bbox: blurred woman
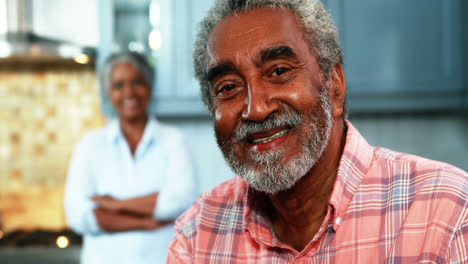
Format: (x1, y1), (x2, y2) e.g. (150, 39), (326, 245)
(64, 51), (197, 264)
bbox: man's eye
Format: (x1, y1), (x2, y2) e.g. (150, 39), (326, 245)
(222, 84), (236, 92)
(217, 84), (237, 95)
(272, 67), (289, 77)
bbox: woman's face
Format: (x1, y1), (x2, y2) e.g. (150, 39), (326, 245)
(109, 62), (150, 122)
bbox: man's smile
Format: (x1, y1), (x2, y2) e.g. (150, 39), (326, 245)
(250, 127), (290, 144)
(245, 126), (293, 152)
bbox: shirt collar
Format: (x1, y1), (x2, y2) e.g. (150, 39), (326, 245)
(139, 118), (158, 148)
(329, 120), (374, 230)
(243, 187), (278, 246)
(107, 117), (159, 148)
(108, 118), (121, 143)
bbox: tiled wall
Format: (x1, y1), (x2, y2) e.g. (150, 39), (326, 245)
(0, 62), (105, 232)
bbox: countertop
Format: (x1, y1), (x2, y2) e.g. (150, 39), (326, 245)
(0, 246), (81, 264)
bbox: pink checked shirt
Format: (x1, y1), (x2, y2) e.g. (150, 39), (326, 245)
(167, 122), (468, 263)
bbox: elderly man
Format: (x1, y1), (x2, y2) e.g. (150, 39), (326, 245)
(167, 0), (468, 263)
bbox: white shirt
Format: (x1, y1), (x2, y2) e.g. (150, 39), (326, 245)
(64, 118), (197, 264)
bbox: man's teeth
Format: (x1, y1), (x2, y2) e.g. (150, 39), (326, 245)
(251, 129), (290, 144)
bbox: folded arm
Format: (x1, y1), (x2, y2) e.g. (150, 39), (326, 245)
(93, 208), (171, 232)
(92, 193), (174, 232)
(92, 193), (159, 217)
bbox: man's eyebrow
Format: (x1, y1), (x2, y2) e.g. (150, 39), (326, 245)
(206, 62), (238, 83)
(258, 46), (298, 65)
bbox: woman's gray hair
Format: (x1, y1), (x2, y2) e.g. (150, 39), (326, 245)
(100, 51), (155, 93)
(193, 0), (343, 113)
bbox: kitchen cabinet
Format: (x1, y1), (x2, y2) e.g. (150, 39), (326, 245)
(152, 0), (214, 116)
(326, 0), (466, 112)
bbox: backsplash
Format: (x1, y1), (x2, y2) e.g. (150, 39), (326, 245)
(0, 63), (105, 232)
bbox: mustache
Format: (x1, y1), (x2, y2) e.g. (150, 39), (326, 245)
(233, 108), (302, 142)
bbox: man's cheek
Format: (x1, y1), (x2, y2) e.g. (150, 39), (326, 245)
(214, 106), (238, 139)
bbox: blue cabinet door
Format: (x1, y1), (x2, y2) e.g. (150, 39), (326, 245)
(327, 0), (464, 112)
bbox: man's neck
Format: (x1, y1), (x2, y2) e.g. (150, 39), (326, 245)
(268, 120), (346, 251)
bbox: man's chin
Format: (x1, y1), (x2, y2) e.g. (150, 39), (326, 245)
(239, 170), (302, 194)
(235, 159), (309, 194)
(248, 150), (284, 166)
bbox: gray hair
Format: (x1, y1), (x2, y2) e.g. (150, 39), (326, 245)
(193, 0), (344, 113)
(100, 51), (155, 93)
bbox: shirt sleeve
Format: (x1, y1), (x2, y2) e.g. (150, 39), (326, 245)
(154, 132), (197, 220)
(448, 216), (468, 263)
(166, 232), (194, 264)
(63, 135), (102, 235)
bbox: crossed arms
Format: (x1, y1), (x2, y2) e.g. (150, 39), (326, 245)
(92, 193), (172, 232)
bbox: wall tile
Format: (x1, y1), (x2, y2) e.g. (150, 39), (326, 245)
(0, 63), (105, 232)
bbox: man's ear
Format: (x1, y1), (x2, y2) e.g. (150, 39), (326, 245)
(328, 63), (346, 119)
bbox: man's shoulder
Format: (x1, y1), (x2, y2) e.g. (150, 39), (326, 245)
(371, 146), (468, 191)
(373, 146), (466, 173)
(174, 177), (248, 237)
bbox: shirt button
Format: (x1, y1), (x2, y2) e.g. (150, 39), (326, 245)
(335, 217), (342, 225)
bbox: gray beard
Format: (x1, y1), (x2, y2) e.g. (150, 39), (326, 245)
(216, 87), (333, 194)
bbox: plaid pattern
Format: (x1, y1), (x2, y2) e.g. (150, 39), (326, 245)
(168, 122), (468, 263)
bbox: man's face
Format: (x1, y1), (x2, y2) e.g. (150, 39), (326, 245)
(207, 8), (333, 193)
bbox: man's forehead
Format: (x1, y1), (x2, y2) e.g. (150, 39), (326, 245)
(206, 7), (304, 69)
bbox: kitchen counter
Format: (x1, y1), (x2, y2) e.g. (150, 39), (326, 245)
(0, 246), (81, 264)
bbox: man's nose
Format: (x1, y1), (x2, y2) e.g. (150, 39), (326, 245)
(241, 82), (278, 122)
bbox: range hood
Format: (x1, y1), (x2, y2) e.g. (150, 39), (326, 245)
(0, 0), (95, 63)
